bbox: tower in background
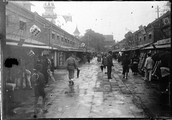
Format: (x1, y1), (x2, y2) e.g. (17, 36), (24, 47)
(42, 2), (57, 24)
(73, 26), (80, 38)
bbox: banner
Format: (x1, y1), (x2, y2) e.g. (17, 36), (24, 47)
(62, 15), (72, 23)
(30, 25), (41, 36)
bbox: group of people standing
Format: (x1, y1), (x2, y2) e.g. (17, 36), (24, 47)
(99, 51), (155, 81)
(98, 51), (114, 80)
(120, 52), (154, 81)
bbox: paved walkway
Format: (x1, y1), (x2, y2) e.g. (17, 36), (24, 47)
(112, 60), (172, 118)
(43, 58), (164, 118)
(6, 57), (172, 119)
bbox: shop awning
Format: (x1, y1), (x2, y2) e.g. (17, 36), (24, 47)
(113, 49), (122, 52)
(6, 41), (58, 50)
(53, 44), (85, 52)
(141, 38), (171, 50)
(142, 43), (171, 50)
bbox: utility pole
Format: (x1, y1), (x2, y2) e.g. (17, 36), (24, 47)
(156, 5), (160, 18)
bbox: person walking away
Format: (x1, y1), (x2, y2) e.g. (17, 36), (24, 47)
(65, 53), (78, 85)
(131, 54), (139, 75)
(107, 51), (113, 79)
(102, 53), (108, 73)
(97, 54), (101, 63)
(32, 64), (47, 113)
(144, 52), (154, 81)
(122, 53), (130, 79)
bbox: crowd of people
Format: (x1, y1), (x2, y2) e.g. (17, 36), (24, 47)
(97, 50), (171, 98)
(4, 50), (171, 115)
(97, 51), (140, 80)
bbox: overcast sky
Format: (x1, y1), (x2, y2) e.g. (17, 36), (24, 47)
(31, 1), (168, 42)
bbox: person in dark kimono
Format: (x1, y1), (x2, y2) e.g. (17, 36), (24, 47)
(106, 51), (114, 79)
(122, 53), (130, 79)
(131, 54), (139, 75)
(65, 53), (78, 85)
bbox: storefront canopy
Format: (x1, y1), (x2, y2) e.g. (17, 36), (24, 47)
(6, 41), (58, 50)
(141, 38), (171, 50)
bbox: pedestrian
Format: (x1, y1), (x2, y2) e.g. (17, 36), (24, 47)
(97, 53), (101, 62)
(101, 53), (108, 72)
(32, 64), (47, 113)
(50, 58), (55, 75)
(65, 53), (78, 85)
(106, 51), (113, 79)
(24, 67), (32, 89)
(131, 54), (139, 75)
(122, 53), (130, 79)
(47, 65), (56, 82)
(41, 55), (49, 85)
(144, 52), (154, 81)
(87, 53), (91, 63)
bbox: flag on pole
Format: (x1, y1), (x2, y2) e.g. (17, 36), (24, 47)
(62, 15), (72, 23)
(30, 25), (41, 36)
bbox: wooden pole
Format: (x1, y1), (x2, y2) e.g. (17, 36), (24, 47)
(0, 1), (6, 119)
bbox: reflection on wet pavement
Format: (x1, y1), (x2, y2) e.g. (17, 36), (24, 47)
(44, 58), (142, 118)
(8, 58), (172, 119)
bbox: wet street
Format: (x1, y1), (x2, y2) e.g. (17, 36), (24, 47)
(43, 58), (172, 118)
(9, 57), (172, 119)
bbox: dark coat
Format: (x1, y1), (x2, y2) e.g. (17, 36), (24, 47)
(122, 55), (130, 67)
(107, 54), (113, 67)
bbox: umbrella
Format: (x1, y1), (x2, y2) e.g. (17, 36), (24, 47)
(77, 68), (80, 78)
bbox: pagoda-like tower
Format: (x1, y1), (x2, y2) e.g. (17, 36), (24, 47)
(73, 26), (80, 38)
(42, 2), (57, 24)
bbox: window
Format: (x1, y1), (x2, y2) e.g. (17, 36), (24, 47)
(139, 37), (142, 42)
(61, 37), (64, 42)
(52, 33), (55, 39)
(144, 36), (146, 41)
(57, 35), (60, 40)
(19, 21), (26, 30)
(149, 33), (152, 39)
(65, 39), (67, 43)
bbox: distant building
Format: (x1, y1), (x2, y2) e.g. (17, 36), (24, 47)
(104, 35), (113, 41)
(42, 2), (57, 24)
(103, 35), (115, 51)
